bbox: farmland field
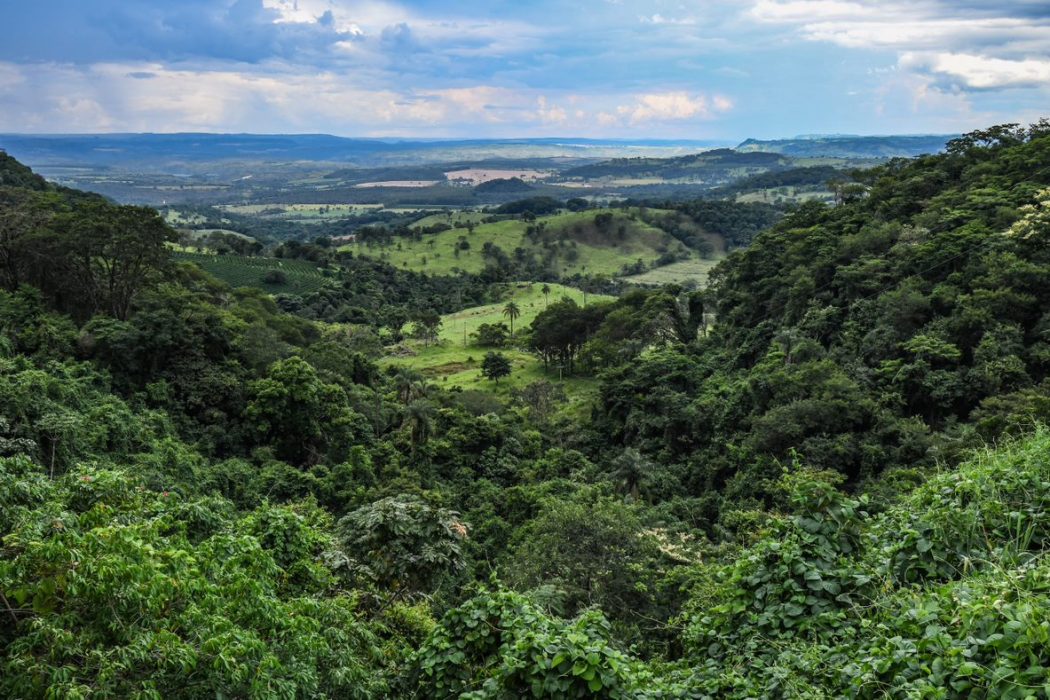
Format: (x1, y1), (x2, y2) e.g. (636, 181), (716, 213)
(444, 168), (552, 184)
(172, 251), (330, 293)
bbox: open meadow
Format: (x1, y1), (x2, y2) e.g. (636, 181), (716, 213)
(346, 209), (688, 277)
(382, 282), (612, 402)
(624, 255), (724, 286)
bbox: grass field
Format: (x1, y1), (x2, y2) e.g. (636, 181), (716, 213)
(382, 282), (613, 400)
(347, 210), (687, 277)
(624, 255), (724, 286)
(181, 228), (256, 241)
(172, 252), (330, 294)
(411, 211), (489, 229)
(736, 187), (835, 204)
(217, 203), (385, 218)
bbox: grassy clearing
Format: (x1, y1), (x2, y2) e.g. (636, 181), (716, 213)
(163, 209), (207, 225)
(347, 210), (687, 277)
(736, 188), (835, 204)
(625, 255), (724, 286)
(180, 228), (256, 241)
(411, 211), (489, 229)
(382, 282), (612, 401)
(217, 203), (385, 218)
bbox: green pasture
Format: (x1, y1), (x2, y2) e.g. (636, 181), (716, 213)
(624, 255), (724, 286)
(382, 282), (612, 400)
(347, 210), (687, 277)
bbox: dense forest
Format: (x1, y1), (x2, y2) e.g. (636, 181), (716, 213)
(2, 122), (1050, 698)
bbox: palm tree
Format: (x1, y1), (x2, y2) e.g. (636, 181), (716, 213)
(541, 284), (551, 308)
(502, 301), (521, 338)
(393, 368), (426, 405)
(611, 448), (651, 501)
(403, 400), (435, 451)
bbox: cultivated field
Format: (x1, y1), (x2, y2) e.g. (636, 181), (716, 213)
(172, 252), (330, 294)
(444, 168), (552, 185)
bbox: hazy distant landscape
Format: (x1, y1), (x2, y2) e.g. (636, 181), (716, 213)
(0, 131), (954, 208)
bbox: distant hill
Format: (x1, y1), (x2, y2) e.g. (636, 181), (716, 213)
(0, 133), (727, 171)
(474, 177), (534, 194)
(736, 134), (956, 158)
(561, 149), (789, 180)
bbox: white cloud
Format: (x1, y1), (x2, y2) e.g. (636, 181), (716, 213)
(900, 52), (1050, 89)
(536, 96), (568, 124)
(617, 92), (733, 124)
(639, 14), (697, 25)
(0, 62), (735, 136)
(749, 1), (883, 23)
(747, 0), (1050, 90)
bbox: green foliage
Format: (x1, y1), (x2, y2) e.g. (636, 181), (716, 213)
(246, 357), (367, 466)
(473, 322), (509, 347)
(596, 122), (1050, 502)
(3, 131), (1050, 698)
(481, 352), (512, 384)
(0, 460), (387, 699)
(414, 588), (674, 699)
(337, 495), (468, 598)
(682, 429), (1050, 698)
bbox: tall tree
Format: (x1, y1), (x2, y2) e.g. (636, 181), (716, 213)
(481, 351), (512, 385)
(502, 301), (521, 337)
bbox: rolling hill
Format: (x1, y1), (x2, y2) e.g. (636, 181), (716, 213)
(345, 209), (695, 278)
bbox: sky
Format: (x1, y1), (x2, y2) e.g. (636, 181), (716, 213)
(0, 0), (1048, 140)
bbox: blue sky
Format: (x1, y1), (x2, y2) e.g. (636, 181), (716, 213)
(1, 0), (1047, 139)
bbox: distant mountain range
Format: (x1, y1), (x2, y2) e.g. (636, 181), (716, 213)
(0, 132), (958, 174)
(735, 134), (956, 158)
(0, 134), (729, 171)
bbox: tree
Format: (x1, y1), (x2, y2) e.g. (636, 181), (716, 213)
(245, 357), (360, 466)
(473, 322), (509, 347)
(541, 283), (551, 308)
(66, 202), (176, 320)
(411, 310), (442, 348)
(402, 399), (435, 450)
(506, 497), (663, 619)
(502, 300), (521, 337)
(337, 495), (467, 599)
(481, 351), (512, 384)
(609, 448), (653, 501)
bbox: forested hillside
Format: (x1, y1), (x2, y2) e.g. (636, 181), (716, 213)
(2, 121), (1050, 698)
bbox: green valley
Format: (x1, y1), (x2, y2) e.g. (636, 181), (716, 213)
(2, 121), (1050, 699)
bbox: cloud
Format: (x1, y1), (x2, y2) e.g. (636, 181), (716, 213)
(747, 0), (1050, 89)
(616, 92), (733, 125)
(0, 61), (733, 136)
(0, 0), (1043, 138)
(639, 14), (697, 26)
(536, 96), (568, 124)
(900, 52), (1050, 89)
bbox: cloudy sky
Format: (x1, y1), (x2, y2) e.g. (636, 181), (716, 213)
(1, 0), (1048, 139)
